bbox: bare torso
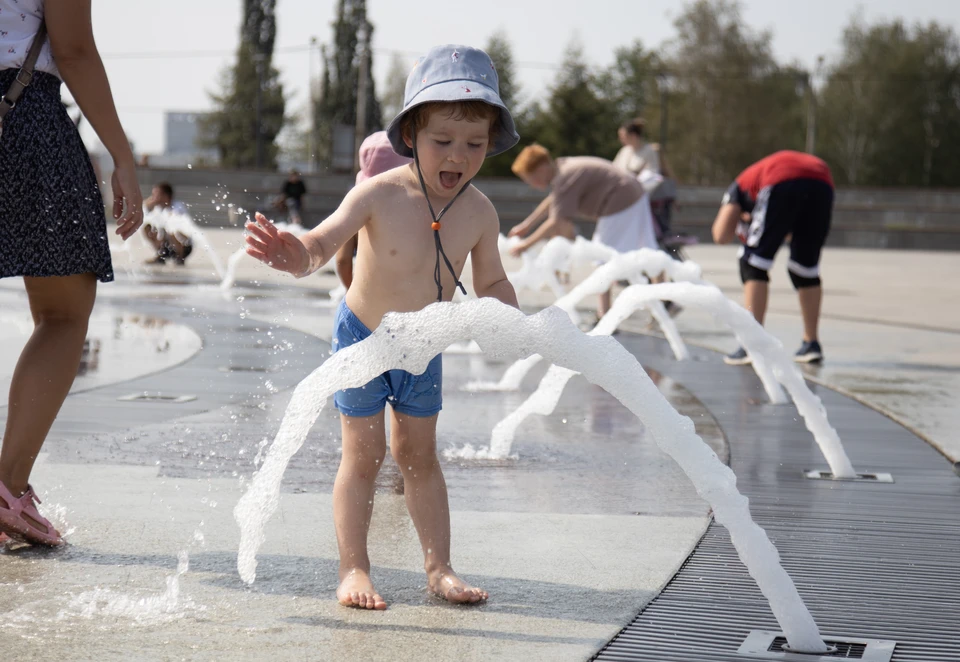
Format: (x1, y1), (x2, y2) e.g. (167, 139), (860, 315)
(343, 166), (491, 331)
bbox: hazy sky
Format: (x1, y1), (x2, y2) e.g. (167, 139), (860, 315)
(79, 0), (960, 154)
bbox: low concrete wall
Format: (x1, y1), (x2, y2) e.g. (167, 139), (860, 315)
(137, 167), (960, 251)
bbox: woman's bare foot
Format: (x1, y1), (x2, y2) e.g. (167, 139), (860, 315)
(428, 567), (488, 604)
(336, 568), (387, 610)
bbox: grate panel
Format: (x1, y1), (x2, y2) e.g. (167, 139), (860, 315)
(592, 335), (960, 662)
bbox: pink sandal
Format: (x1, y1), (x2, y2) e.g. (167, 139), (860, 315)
(0, 481), (63, 546)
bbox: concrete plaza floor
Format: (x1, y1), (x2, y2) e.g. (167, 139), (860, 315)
(1, 230), (957, 661)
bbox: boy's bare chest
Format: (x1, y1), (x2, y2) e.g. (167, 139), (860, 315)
(368, 206), (479, 273)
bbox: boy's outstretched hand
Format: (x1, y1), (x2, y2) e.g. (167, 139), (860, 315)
(245, 212), (311, 276)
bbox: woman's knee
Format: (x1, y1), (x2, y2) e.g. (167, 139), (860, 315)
(25, 274), (97, 327)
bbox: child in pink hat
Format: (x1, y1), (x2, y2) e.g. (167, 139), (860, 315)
(335, 131), (413, 288)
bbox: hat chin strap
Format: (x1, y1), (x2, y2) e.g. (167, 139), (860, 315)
(410, 125), (470, 302)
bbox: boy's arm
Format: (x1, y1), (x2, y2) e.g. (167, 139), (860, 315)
(508, 194), (552, 238)
(472, 202), (519, 309)
(711, 203), (741, 244)
(246, 183), (373, 276)
(296, 184), (373, 276)
(335, 235), (358, 289)
(509, 212), (575, 256)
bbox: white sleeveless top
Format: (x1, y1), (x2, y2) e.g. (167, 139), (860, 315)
(0, 0), (59, 78)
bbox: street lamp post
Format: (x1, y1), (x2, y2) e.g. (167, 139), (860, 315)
(657, 72), (670, 152)
(254, 52), (265, 169)
(308, 36), (318, 173)
(353, 23), (370, 174)
(805, 55), (825, 155)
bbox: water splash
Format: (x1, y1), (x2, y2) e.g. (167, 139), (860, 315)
(233, 298), (827, 653)
(468, 249), (702, 393)
(59, 551), (196, 624)
(220, 221), (310, 291)
(480, 282), (854, 478)
(143, 209), (226, 280)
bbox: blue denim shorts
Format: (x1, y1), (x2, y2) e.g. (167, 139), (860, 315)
(332, 300), (443, 418)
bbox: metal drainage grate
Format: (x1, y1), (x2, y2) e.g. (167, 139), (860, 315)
(117, 393), (196, 403)
(803, 470), (894, 483)
(218, 365), (275, 373)
(772, 636), (858, 657)
(738, 631), (895, 661)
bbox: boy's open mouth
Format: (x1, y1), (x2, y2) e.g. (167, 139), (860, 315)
(439, 171), (462, 189)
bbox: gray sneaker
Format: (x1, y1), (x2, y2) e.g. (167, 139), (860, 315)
(724, 347), (752, 366)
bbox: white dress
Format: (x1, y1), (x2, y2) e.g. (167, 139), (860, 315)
(602, 144), (661, 252)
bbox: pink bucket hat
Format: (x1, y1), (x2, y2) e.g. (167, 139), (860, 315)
(356, 131), (412, 185)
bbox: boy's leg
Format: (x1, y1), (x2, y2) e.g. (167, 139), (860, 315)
(788, 181), (833, 344)
(333, 411), (388, 610)
(797, 285), (822, 342)
(389, 410), (487, 604)
(743, 278), (769, 325)
(598, 290), (612, 318)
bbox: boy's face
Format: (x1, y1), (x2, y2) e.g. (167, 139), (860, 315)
(406, 108), (491, 198)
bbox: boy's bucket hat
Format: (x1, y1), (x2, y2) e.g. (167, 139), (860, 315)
(386, 44), (519, 158)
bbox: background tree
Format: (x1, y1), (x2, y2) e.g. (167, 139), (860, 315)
(524, 39), (619, 159)
(596, 40), (661, 132)
(663, 0), (805, 184)
(817, 17), (960, 187)
(313, 0), (383, 170)
(381, 52), (409, 124)
(478, 30), (526, 176)
(201, 0), (286, 169)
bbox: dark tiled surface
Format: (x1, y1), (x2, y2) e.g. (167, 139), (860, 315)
(595, 334), (960, 662)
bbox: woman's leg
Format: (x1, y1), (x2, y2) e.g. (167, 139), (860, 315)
(0, 273), (97, 499)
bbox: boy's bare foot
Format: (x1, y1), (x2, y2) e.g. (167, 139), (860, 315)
(428, 567), (488, 604)
(336, 568), (387, 610)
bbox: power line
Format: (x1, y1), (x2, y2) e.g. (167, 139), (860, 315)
(100, 43), (957, 85)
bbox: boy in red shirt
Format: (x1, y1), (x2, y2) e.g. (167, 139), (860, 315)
(711, 151), (833, 365)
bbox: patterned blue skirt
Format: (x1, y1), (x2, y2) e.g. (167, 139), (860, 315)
(0, 68), (113, 282)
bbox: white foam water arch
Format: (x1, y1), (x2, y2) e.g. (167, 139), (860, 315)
(484, 282), (857, 480)
(465, 248), (720, 395)
(233, 298), (828, 653)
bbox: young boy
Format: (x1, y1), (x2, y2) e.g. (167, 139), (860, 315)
(245, 45), (519, 610)
(509, 144), (658, 316)
(711, 150), (834, 365)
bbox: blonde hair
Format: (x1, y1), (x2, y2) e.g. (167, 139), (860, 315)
(511, 144), (552, 176)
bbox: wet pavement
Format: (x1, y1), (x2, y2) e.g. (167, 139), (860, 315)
(1, 235), (957, 661)
(0, 277), (718, 661)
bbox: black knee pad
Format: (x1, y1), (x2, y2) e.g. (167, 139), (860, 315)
(789, 271), (821, 289)
(739, 258), (769, 283)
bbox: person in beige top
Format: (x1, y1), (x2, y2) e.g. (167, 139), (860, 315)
(613, 117), (660, 177)
(509, 144), (658, 315)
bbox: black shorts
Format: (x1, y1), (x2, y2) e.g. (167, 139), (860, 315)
(738, 178), (833, 278)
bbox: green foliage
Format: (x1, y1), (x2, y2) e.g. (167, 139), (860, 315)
(525, 40), (621, 159)
(313, 0), (383, 169)
(201, 0), (286, 169)
(817, 17), (960, 187)
(478, 30), (525, 177)
(663, 0), (805, 184)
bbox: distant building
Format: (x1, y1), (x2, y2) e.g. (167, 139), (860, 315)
(155, 111), (219, 167)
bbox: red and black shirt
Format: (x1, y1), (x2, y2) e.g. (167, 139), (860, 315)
(723, 151), (833, 212)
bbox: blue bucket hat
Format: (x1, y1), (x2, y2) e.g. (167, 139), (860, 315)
(386, 44), (520, 158)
